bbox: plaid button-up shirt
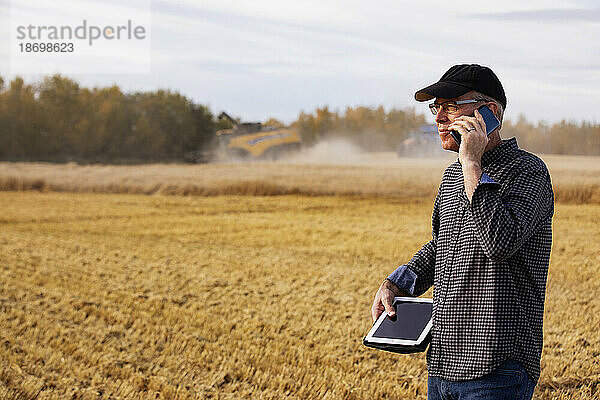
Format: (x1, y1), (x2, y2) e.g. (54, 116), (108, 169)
(388, 138), (554, 383)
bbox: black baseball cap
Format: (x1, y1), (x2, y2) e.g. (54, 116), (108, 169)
(414, 64), (506, 108)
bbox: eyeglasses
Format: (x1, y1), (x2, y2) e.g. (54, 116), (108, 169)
(428, 99), (484, 115)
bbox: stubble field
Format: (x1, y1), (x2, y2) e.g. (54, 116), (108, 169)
(1, 153), (599, 203)
(1, 154), (599, 399)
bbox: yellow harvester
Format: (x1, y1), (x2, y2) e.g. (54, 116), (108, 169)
(215, 112), (302, 160)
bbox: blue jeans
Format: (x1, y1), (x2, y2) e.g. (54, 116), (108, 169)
(427, 360), (536, 400)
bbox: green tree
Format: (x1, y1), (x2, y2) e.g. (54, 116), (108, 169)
(36, 75), (86, 159)
(0, 77), (40, 159)
(264, 117), (285, 129)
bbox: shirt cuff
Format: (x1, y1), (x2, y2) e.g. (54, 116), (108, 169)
(387, 265), (417, 296)
(480, 172), (497, 184)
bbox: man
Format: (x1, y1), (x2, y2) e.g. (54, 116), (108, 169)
(371, 64), (553, 399)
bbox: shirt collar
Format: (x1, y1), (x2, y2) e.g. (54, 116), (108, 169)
(480, 137), (518, 167)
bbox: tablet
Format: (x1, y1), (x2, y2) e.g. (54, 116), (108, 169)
(363, 297), (433, 354)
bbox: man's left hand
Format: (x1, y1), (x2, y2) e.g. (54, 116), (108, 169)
(449, 109), (488, 201)
(449, 109), (488, 165)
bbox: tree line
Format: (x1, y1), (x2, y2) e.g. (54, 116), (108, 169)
(0, 75), (217, 163)
(501, 115), (600, 156)
(0, 75), (598, 162)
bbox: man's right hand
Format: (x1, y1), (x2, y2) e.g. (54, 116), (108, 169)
(371, 279), (403, 323)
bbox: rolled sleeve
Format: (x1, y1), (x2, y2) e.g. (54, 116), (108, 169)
(387, 265), (417, 296)
(480, 172), (497, 184)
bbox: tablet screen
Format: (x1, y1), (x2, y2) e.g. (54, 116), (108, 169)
(372, 300), (432, 340)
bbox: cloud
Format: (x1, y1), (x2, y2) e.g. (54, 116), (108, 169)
(3, 0), (600, 123)
(149, 0), (439, 80)
(467, 8), (600, 22)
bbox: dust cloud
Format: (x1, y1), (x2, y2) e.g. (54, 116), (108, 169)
(284, 139), (365, 165)
(281, 136), (452, 166)
(206, 132), (453, 166)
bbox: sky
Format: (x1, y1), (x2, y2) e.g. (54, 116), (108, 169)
(1, 0), (599, 125)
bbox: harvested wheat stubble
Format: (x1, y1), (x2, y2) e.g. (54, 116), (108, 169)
(0, 192), (599, 399)
(1, 153), (599, 203)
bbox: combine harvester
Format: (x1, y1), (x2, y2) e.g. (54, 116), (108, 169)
(397, 124), (445, 157)
(187, 112), (302, 163)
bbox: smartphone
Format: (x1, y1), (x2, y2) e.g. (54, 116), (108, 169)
(450, 105), (500, 146)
